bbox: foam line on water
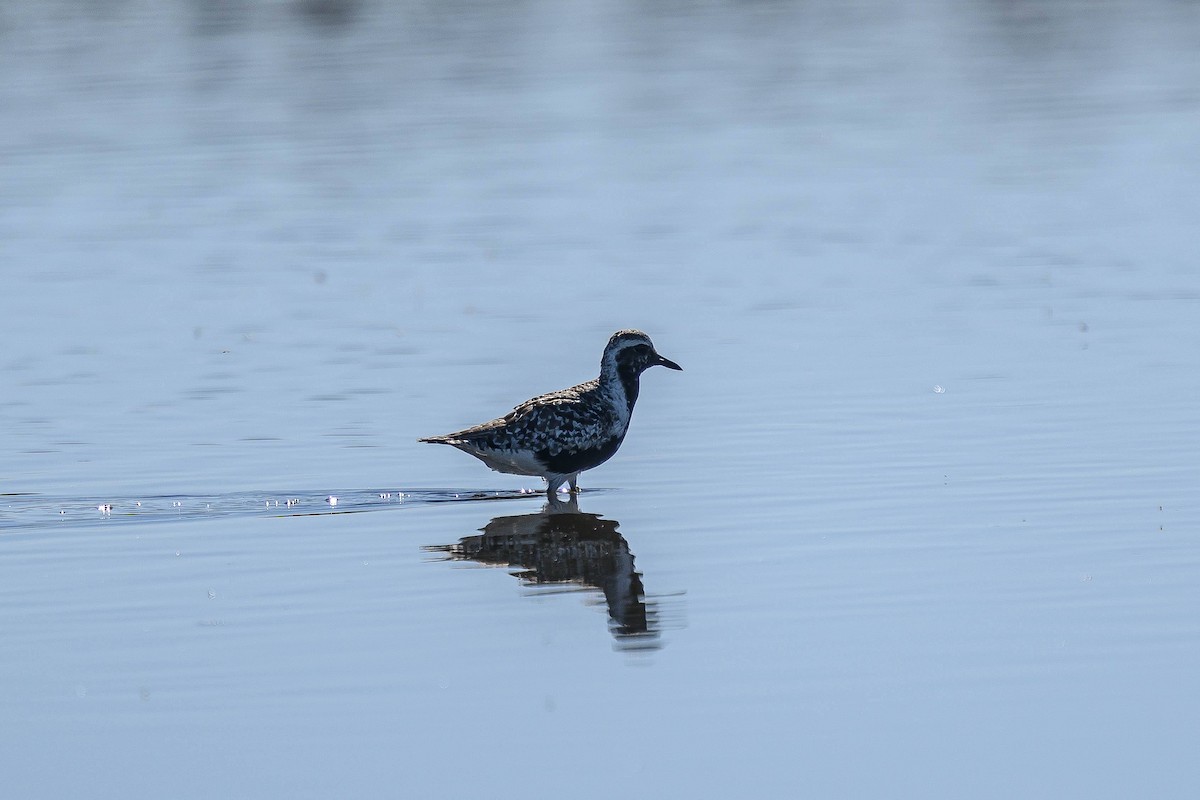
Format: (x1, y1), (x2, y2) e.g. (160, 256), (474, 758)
(0, 487), (567, 533)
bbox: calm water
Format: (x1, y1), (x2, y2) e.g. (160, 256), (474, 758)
(2, 1), (1199, 797)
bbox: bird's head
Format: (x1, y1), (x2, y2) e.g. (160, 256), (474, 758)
(601, 329), (682, 379)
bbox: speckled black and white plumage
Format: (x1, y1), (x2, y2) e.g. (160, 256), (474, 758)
(420, 330), (682, 496)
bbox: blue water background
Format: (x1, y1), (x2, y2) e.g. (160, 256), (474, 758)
(2, 2), (1198, 797)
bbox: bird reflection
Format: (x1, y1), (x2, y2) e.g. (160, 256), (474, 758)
(426, 497), (660, 650)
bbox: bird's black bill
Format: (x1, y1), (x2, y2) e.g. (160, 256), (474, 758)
(655, 354), (683, 371)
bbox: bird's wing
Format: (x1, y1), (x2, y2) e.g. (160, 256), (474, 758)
(429, 381), (615, 455)
(503, 388), (618, 456)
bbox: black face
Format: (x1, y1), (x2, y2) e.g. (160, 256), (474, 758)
(616, 343), (658, 374)
(615, 342), (683, 376)
(609, 338), (681, 414)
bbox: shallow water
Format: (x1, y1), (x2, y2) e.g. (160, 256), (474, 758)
(3, 1), (1199, 797)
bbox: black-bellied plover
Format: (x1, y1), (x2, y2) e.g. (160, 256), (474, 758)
(420, 329), (681, 496)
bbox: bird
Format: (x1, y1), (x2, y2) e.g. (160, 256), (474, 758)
(419, 329), (682, 496)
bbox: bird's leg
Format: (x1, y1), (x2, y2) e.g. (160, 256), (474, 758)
(568, 474), (580, 494)
(546, 476), (567, 497)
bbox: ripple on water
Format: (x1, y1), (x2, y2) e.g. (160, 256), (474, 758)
(0, 487), (564, 533)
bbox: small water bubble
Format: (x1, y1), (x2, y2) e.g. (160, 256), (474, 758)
(207, 589), (216, 600)
(97, 503), (112, 514)
(326, 496), (338, 506)
(135, 501), (141, 507)
(933, 385), (945, 394)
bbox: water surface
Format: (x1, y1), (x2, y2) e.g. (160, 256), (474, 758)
(2, 2), (1199, 797)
